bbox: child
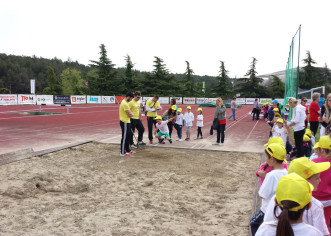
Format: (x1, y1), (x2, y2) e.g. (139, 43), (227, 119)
(256, 173), (323, 236)
(250, 143), (288, 236)
(303, 134), (313, 157)
(306, 128), (316, 147)
(174, 108), (184, 141)
(263, 157), (330, 235)
(312, 135), (331, 233)
(162, 105), (177, 138)
(195, 108), (203, 139)
(271, 118), (287, 146)
(263, 103), (269, 120)
(284, 104), (290, 121)
(310, 142), (323, 160)
(154, 116), (175, 144)
(256, 137), (288, 188)
(183, 106), (194, 141)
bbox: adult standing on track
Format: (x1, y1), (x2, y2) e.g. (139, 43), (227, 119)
(309, 92), (321, 137)
(286, 97), (307, 158)
(213, 98), (226, 146)
(119, 92), (134, 157)
(252, 98), (260, 120)
(129, 91), (145, 148)
(146, 96), (162, 144)
(228, 96), (237, 121)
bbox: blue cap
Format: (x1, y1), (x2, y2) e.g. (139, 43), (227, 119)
(272, 99), (278, 103)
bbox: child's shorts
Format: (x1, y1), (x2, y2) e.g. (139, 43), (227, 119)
(157, 131), (170, 138)
(186, 126), (191, 132)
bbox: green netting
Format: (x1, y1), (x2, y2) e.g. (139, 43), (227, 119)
(283, 25), (301, 120)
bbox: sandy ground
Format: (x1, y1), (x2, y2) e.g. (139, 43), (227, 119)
(0, 143), (261, 236)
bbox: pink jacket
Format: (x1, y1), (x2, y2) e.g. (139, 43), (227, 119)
(256, 162), (288, 187)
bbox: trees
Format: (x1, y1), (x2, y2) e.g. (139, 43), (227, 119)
(300, 51), (319, 89)
(60, 68), (86, 95)
(89, 44), (117, 95)
(123, 55), (138, 93)
(212, 61), (232, 98)
(43, 66), (62, 94)
(270, 75), (285, 98)
(183, 61), (196, 96)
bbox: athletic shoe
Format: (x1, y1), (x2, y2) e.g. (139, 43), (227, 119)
(219, 143), (224, 146)
(159, 138), (165, 144)
(185, 138), (190, 141)
(125, 152), (131, 157)
(212, 142), (220, 145)
(131, 144), (137, 149)
(149, 140), (153, 144)
(138, 141), (146, 145)
(176, 138), (182, 141)
(130, 151), (136, 155)
(169, 139), (172, 144)
(194, 137), (199, 140)
(120, 153), (125, 156)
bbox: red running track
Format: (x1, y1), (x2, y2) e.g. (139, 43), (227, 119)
(0, 104), (270, 154)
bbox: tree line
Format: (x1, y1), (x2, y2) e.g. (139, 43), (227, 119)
(0, 45), (330, 98)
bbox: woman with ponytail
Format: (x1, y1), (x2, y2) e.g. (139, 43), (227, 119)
(256, 173), (323, 236)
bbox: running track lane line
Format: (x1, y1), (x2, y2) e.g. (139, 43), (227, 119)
(238, 119), (260, 152)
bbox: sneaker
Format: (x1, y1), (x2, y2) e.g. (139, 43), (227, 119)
(219, 143), (224, 146)
(130, 150), (136, 155)
(159, 138), (165, 144)
(125, 152), (131, 157)
(194, 137), (199, 140)
(138, 141), (146, 145)
(131, 144), (137, 149)
(212, 142), (220, 145)
(120, 153), (125, 156)
(176, 138), (182, 141)
(149, 140), (153, 144)
(169, 139), (172, 144)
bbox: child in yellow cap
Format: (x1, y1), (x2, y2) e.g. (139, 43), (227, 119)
(264, 157), (330, 235)
(183, 106), (194, 141)
(174, 108), (184, 141)
(250, 143), (288, 235)
(256, 173), (323, 235)
(162, 105), (177, 138)
(271, 118), (288, 146)
(195, 108), (203, 139)
(154, 115), (175, 144)
(284, 104), (290, 121)
(311, 135), (331, 233)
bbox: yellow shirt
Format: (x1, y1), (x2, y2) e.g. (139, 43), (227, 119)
(146, 99), (160, 117)
(129, 99), (140, 119)
(119, 99), (130, 123)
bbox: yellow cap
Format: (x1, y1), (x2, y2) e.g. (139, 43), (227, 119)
(288, 157), (330, 179)
(303, 134), (310, 142)
(313, 136), (331, 150)
(154, 115), (162, 120)
(197, 108), (202, 111)
(171, 105), (176, 110)
(273, 108), (279, 112)
(266, 143), (287, 163)
(276, 173), (313, 211)
(264, 137), (285, 147)
(286, 104), (290, 106)
(305, 129), (312, 137)
(187, 106), (191, 109)
(276, 118), (284, 124)
(274, 113), (281, 118)
(178, 108), (182, 112)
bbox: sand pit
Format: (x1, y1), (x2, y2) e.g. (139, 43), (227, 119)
(0, 143), (261, 235)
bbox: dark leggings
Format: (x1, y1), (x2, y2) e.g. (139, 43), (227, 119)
(294, 129), (305, 158)
(217, 124), (226, 143)
(309, 121), (319, 136)
(197, 127), (203, 137)
(147, 116), (156, 141)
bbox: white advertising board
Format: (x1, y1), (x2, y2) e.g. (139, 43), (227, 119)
(183, 97), (196, 104)
(17, 94), (36, 105)
(71, 95), (86, 104)
(208, 98), (217, 103)
(196, 97), (208, 104)
(236, 98), (245, 105)
(87, 96), (102, 104)
(37, 95), (53, 105)
(170, 97), (183, 104)
(0, 94), (17, 105)
(102, 96), (116, 104)
(245, 98), (256, 105)
(259, 98), (272, 104)
(158, 97), (169, 104)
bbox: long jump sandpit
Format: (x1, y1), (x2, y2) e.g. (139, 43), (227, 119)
(0, 143), (261, 235)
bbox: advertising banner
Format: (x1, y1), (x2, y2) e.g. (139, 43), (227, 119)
(37, 95), (53, 105)
(87, 95), (102, 104)
(245, 98), (256, 105)
(259, 98), (272, 104)
(17, 94), (36, 105)
(115, 96), (125, 104)
(208, 98), (217, 103)
(54, 95), (71, 105)
(71, 95), (86, 104)
(158, 97), (169, 104)
(30, 80), (35, 94)
(102, 96), (116, 104)
(196, 97), (208, 104)
(0, 94), (17, 105)
(170, 97), (183, 104)
(183, 97), (196, 104)
(236, 98), (246, 105)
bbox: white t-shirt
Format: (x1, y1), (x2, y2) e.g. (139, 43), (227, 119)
(183, 112), (194, 127)
(259, 169), (288, 213)
(264, 195), (329, 235)
(287, 104), (306, 132)
(196, 114), (203, 127)
(272, 126), (287, 146)
(256, 221), (323, 236)
(176, 114), (184, 126)
(156, 121), (169, 134)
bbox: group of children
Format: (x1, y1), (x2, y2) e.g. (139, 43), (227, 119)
(153, 105), (204, 144)
(251, 134), (331, 236)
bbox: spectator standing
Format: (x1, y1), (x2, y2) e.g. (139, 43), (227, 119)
(319, 93), (331, 137)
(309, 93), (321, 136)
(301, 97), (309, 128)
(119, 92), (134, 157)
(318, 94), (325, 108)
(213, 98), (226, 146)
(146, 96), (162, 144)
(228, 96), (237, 121)
(129, 91), (145, 148)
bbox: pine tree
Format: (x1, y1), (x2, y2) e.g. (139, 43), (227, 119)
(183, 61), (196, 96)
(300, 51), (319, 89)
(43, 66), (62, 94)
(213, 61), (232, 98)
(124, 55), (137, 92)
(270, 75), (285, 98)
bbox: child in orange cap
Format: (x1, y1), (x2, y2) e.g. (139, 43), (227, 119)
(256, 173), (323, 235)
(264, 157), (330, 235)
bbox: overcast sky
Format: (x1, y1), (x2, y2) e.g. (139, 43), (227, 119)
(1, 0), (330, 78)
